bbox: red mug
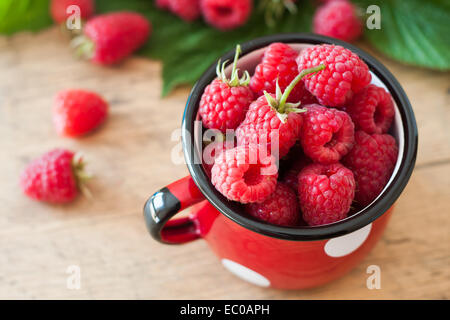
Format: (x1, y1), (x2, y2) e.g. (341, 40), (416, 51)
(144, 34), (418, 289)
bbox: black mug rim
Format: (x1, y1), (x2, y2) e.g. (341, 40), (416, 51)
(182, 33), (418, 241)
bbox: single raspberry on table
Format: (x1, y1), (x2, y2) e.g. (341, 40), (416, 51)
(72, 12), (151, 65)
(313, 0), (362, 42)
(298, 162), (355, 226)
(343, 131), (398, 206)
(296, 44), (371, 107)
(53, 89), (108, 137)
(211, 145), (278, 203)
(237, 64), (326, 158)
(346, 84), (395, 134)
(50, 0), (95, 24)
(200, 0), (252, 31)
(199, 45), (254, 133)
(246, 183), (299, 226)
(300, 104), (355, 164)
(20, 149), (91, 204)
(250, 42), (317, 104)
(168, 0), (201, 21)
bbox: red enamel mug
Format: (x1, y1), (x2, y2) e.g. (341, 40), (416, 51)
(144, 34), (418, 289)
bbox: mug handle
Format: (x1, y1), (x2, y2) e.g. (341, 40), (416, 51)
(143, 176), (205, 244)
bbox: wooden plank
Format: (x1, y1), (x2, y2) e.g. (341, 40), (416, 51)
(0, 28), (448, 299)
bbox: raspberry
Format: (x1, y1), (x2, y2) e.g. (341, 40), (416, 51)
(346, 84), (395, 134)
(342, 131), (398, 206)
(74, 12), (151, 65)
(250, 42), (317, 104)
(237, 64), (326, 158)
(168, 0), (201, 21)
(300, 104), (355, 164)
(199, 45), (254, 133)
(282, 152), (311, 192)
(50, 0), (95, 24)
(200, 0), (252, 30)
(19, 149), (90, 204)
(298, 163), (355, 226)
(211, 145), (278, 203)
(53, 89), (108, 137)
(313, 0), (362, 42)
(246, 183), (299, 226)
(296, 44), (371, 107)
(236, 95), (303, 158)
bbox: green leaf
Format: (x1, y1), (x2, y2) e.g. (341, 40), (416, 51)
(0, 0), (52, 35)
(96, 0), (314, 96)
(355, 0), (450, 70)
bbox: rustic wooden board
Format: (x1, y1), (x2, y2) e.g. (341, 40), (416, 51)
(0, 28), (449, 299)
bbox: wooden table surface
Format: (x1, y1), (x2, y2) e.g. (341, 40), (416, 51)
(0, 28), (449, 300)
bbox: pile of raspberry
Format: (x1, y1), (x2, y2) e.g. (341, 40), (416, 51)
(199, 43), (398, 227)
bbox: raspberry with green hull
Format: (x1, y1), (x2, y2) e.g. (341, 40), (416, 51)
(237, 64), (326, 158)
(211, 145), (278, 203)
(298, 162), (355, 226)
(296, 44), (371, 107)
(300, 104), (355, 164)
(20, 149), (91, 204)
(343, 131), (398, 206)
(246, 183), (299, 226)
(347, 84), (395, 134)
(250, 42), (317, 104)
(199, 45), (254, 133)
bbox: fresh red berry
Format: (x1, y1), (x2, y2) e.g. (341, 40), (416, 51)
(250, 42), (317, 104)
(300, 104), (355, 164)
(53, 89), (108, 137)
(211, 145), (278, 203)
(296, 44), (371, 107)
(236, 94), (303, 158)
(50, 0), (95, 24)
(342, 131), (398, 206)
(246, 183), (299, 226)
(298, 162), (355, 226)
(199, 79), (254, 132)
(346, 84), (395, 134)
(199, 45), (254, 133)
(201, 0), (252, 30)
(20, 149), (89, 204)
(77, 12), (151, 65)
(282, 153), (311, 192)
(168, 0), (201, 21)
(313, 0), (362, 42)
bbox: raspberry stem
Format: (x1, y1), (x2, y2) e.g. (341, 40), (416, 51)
(72, 153), (93, 199)
(71, 35), (95, 60)
(216, 45), (250, 87)
(278, 64), (326, 113)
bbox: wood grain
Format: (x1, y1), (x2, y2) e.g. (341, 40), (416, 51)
(0, 28), (449, 299)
